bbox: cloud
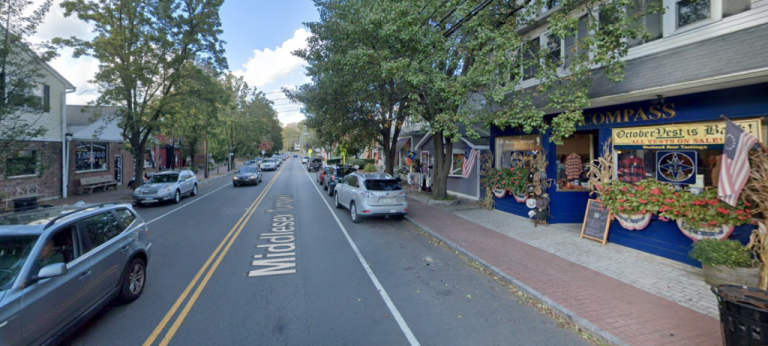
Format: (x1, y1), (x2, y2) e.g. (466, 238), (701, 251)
(235, 28), (311, 88)
(48, 49), (101, 104)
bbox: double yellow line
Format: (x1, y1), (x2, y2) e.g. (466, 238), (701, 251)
(143, 164), (286, 346)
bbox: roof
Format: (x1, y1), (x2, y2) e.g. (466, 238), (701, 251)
(414, 123), (490, 150)
(0, 203), (128, 233)
(67, 105), (125, 142)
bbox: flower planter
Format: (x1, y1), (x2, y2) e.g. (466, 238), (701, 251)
(615, 212), (652, 231)
(491, 188), (506, 198)
(676, 220), (736, 241)
(512, 193), (527, 203)
(702, 264), (760, 287)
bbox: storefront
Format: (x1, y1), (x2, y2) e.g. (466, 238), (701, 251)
(490, 83), (768, 265)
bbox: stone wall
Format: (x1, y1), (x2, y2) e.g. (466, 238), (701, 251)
(0, 141), (63, 208)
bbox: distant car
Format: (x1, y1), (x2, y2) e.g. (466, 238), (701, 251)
(307, 158), (322, 172)
(233, 166), (263, 186)
(325, 165), (356, 196)
(261, 159), (277, 171)
(317, 165), (332, 185)
(133, 170), (198, 205)
(293, 154), (298, 158)
(301, 157), (309, 164)
(245, 160), (258, 167)
(0, 203), (151, 345)
(334, 172), (407, 223)
(272, 155), (282, 167)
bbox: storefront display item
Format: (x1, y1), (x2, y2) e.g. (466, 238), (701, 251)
(677, 219), (735, 242)
(690, 239), (760, 286)
(656, 151), (697, 184)
(615, 212), (653, 231)
(617, 153), (646, 183)
(565, 153), (582, 180)
(492, 188), (507, 198)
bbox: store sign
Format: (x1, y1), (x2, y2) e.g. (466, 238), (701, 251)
(584, 104), (676, 126)
(612, 119), (763, 150)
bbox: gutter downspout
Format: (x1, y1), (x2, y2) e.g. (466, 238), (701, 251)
(62, 87), (75, 198)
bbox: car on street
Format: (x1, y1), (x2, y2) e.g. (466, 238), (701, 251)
(253, 157), (263, 167)
(293, 154), (298, 158)
(0, 203), (151, 345)
(261, 159), (277, 171)
(301, 157), (309, 164)
(132, 170), (198, 206)
(325, 165), (356, 196)
(245, 160), (258, 167)
(317, 165), (332, 185)
(333, 172), (407, 223)
(307, 157), (322, 172)
(272, 155), (282, 167)
(233, 166), (263, 186)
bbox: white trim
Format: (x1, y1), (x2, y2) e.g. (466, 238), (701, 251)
(448, 150), (465, 177)
(447, 190), (479, 201)
(414, 134), (432, 151)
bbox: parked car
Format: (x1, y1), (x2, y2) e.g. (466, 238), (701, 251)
(0, 203), (151, 345)
(245, 160), (258, 167)
(233, 166), (263, 186)
(307, 158), (322, 172)
(272, 155), (282, 167)
(301, 157), (309, 164)
(261, 159), (277, 171)
(132, 170), (198, 206)
(325, 165), (356, 196)
(254, 157), (263, 167)
(317, 165), (332, 185)
(334, 172), (407, 223)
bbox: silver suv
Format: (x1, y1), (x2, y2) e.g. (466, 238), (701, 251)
(133, 170), (198, 205)
(0, 203), (151, 345)
(333, 173), (407, 223)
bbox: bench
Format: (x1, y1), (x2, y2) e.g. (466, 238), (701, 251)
(78, 175), (118, 194)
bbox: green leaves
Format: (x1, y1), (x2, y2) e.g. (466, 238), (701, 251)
(689, 239), (755, 268)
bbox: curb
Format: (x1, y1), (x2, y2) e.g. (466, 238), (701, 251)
(404, 215), (628, 346)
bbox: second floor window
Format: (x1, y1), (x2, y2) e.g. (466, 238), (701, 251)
(677, 0), (711, 27)
(522, 38), (540, 80)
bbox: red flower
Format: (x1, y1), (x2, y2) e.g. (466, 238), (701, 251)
(739, 216), (748, 221)
(634, 185), (645, 191)
(510, 168), (515, 172)
(495, 185), (499, 188)
(618, 206), (625, 211)
(618, 199), (626, 203)
(736, 210), (745, 215)
(649, 188), (661, 196)
(745, 202), (753, 207)
(663, 199), (675, 203)
(650, 198), (658, 203)
(595, 199), (601, 203)
(641, 209), (647, 214)
(674, 192), (681, 196)
(621, 186), (628, 192)
(717, 207), (730, 215)
(674, 211), (680, 215)
(638, 199), (648, 204)
(628, 194), (636, 198)
(709, 220), (719, 226)
(708, 199), (719, 206)
(659, 216), (669, 222)
(681, 202), (686, 207)
(596, 185), (603, 190)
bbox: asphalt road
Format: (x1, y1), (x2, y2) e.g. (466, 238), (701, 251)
(63, 158), (588, 346)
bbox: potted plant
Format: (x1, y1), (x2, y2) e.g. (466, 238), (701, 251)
(483, 169), (507, 198)
(689, 238), (760, 286)
(598, 180), (667, 230)
(504, 167), (530, 203)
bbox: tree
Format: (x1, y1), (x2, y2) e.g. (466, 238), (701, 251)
(281, 125), (300, 151)
(0, 0), (55, 174)
(56, 0), (227, 186)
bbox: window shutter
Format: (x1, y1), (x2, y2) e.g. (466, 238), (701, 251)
(627, 1), (644, 48)
(644, 0), (663, 42)
(564, 34), (576, 67)
(43, 85), (50, 112)
(577, 15), (591, 56)
(723, 0), (750, 17)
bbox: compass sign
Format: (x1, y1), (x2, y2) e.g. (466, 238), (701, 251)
(656, 151), (697, 184)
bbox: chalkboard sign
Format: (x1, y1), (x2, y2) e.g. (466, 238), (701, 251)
(580, 199), (611, 245)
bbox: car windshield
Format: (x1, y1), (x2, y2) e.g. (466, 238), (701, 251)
(148, 174), (178, 184)
(0, 235), (39, 290)
(336, 167), (356, 175)
(264, 159), (274, 163)
(239, 167), (258, 174)
(364, 180), (403, 191)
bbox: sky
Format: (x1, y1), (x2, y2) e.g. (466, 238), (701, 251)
(32, 0), (319, 126)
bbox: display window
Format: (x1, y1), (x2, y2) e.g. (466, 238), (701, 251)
(494, 135), (540, 169)
(76, 142), (109, 172)
(450, 151), (464, 176)
(556, 133), (595, 191)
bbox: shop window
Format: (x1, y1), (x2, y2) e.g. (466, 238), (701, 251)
(677, 0), (710, 28)
(556, 133), (594, 191)
(494, 135), (540, 169)
(75, 142), (109, 173)
(450, 152), (465, 177)
(5, 150), (39, 178)
(616, 149), (724, 187)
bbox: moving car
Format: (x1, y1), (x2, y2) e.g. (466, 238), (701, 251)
(307, 158), (322, 172)
(233, 166), (263, 186)
(301, 157), (309, 164)
(333, 172), (407, 223)
(261, 159), (277, 171)
(253, 157), (263, 167)
(317, 165), (332, 185)
(293, 154), (298, 158)
(0, 203), (151, 345)
(133, 170), (198, 205)
(325, 165), (356, 196)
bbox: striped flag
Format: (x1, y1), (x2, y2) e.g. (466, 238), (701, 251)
(461, 149), (480, 178)
(718, 120), (757, 207)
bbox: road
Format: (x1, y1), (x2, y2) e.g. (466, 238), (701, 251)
(63, 158), (588, 346)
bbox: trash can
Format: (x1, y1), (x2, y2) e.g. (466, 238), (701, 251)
(13, 197), (38, 210)
(712, 285), (768, 346)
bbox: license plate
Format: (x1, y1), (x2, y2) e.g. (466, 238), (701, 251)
(141, 199), (157, 203)
(380, 198), (393, 204)
(390, 209), (397, 213)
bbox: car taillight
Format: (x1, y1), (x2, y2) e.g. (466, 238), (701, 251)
(397, 192), (406, 198)
(363, 210), (371, 213)
(362, 192), (376, 198)
(332, 175), (336, 180)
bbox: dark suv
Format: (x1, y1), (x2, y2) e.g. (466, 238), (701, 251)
(325, 165), (357, 196)
(307, 158), (322, 172)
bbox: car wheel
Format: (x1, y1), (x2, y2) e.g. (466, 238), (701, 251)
(350, 202), (362, 223)
(191, 184), (198, 196)
(173, 190), (181, 204)
(334, 192), (342, 209)
(233, 182), (238, 187)
(118, 257), (146, 303)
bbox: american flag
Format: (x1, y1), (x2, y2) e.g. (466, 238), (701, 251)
(718, 120), (757, 207)
(461, 148), (480, 178)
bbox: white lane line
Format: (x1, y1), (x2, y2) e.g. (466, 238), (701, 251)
(145, 181), (232, 225)
(302, 166), (421, 346)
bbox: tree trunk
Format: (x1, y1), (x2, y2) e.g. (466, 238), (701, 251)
(431, 131), (453, 199)
(133, 138), (145, 189)
(204, 138), (209, 179)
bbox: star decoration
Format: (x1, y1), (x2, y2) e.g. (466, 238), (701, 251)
(659, 153), (694, 182)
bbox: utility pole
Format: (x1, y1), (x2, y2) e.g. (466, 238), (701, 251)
(204, 137), (209, 179)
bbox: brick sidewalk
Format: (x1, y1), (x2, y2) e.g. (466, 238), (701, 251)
(405, 198), (720, 346)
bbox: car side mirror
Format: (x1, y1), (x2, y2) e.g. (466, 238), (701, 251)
(28, 263), (68, 286)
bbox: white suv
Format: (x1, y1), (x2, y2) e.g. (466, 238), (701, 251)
(333, 173), (407, 223)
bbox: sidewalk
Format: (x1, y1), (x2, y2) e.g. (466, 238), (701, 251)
(405, 191), (720, 346)
(49, 161), (243, 206)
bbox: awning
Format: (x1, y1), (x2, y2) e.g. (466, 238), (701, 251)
(395, 138), (410, 153)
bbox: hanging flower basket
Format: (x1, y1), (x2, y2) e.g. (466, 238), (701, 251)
(615, 212), (653, 231)
(512, 192), (527, 203)
(492, 188), (507, 198)
(676, 219), (736, 241)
